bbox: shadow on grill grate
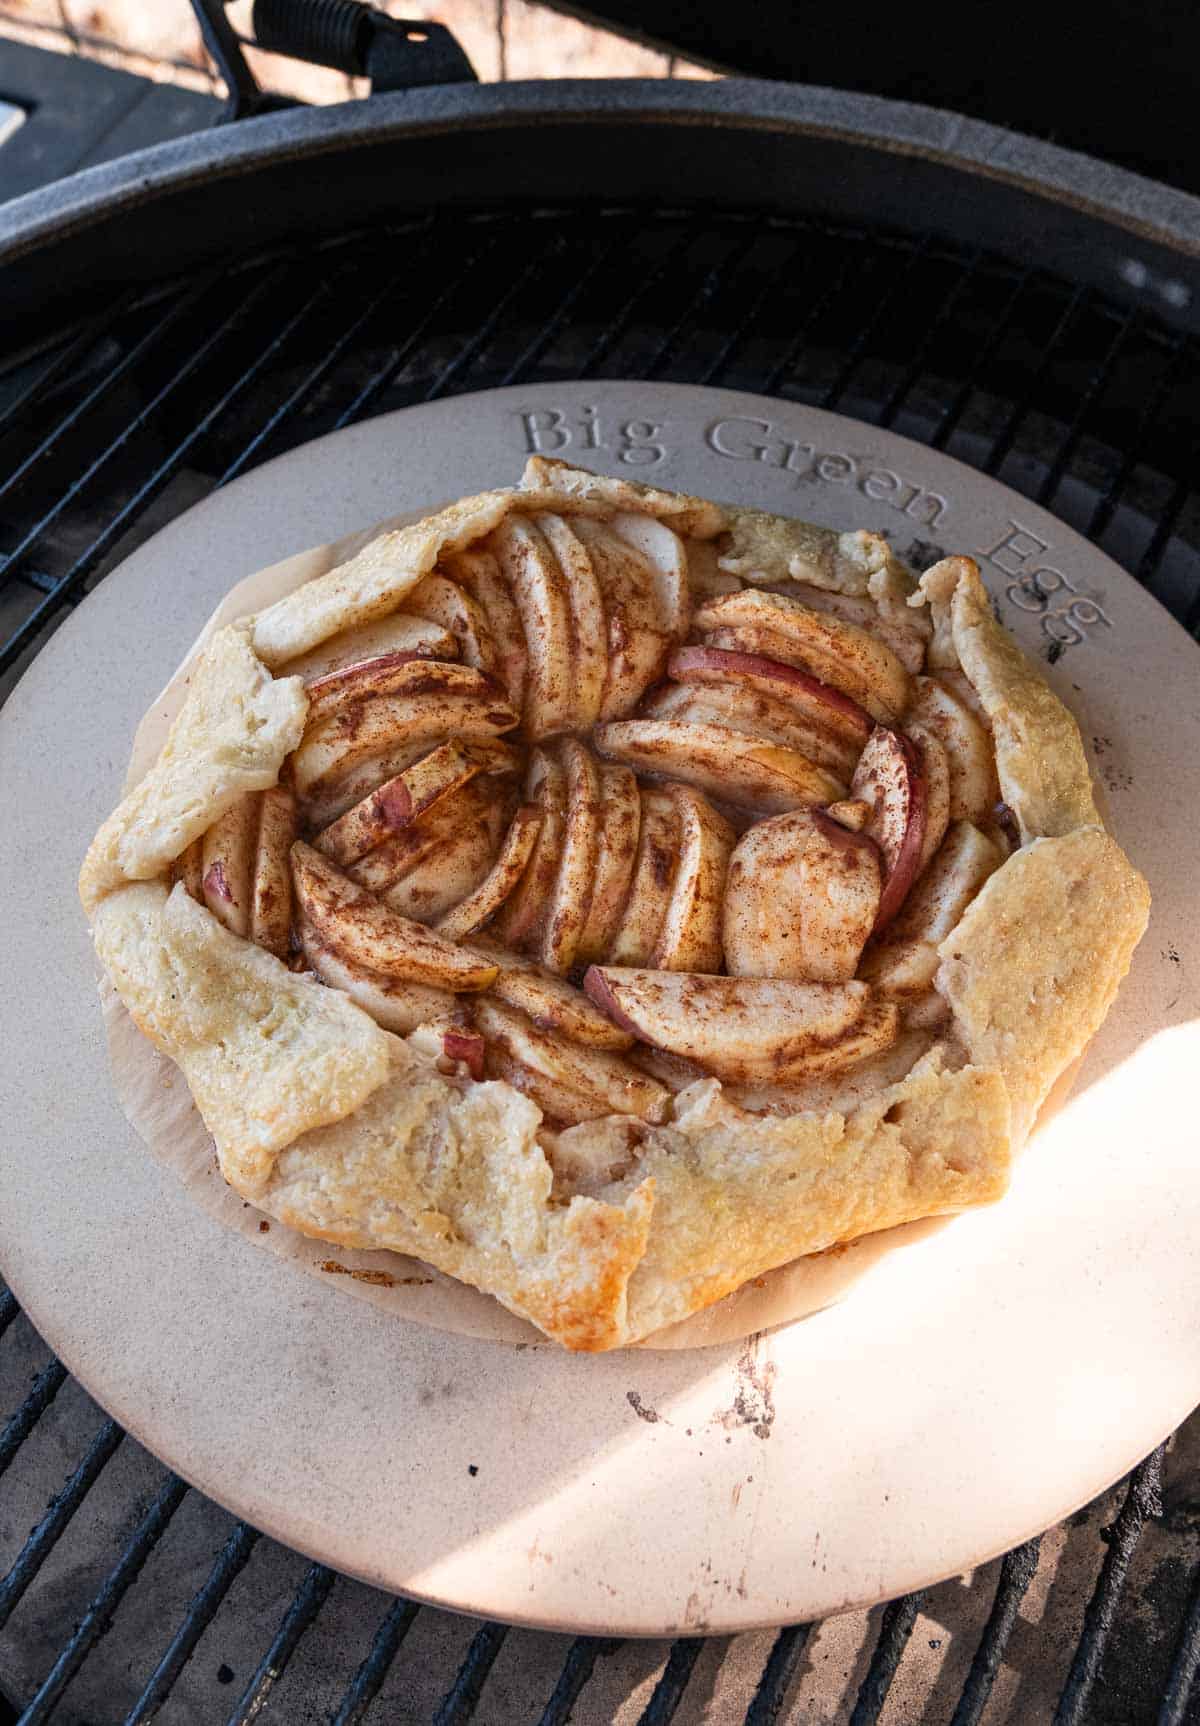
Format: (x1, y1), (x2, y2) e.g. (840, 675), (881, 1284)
(1, 205), (1198, 1725)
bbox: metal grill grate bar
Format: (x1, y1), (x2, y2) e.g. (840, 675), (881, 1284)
(982, 286), (1089, 477)
(0, 1419), (124, 1635)
(637, 1639), (704, 1725)
(0, 1360), (67, 1480)
(500, 231), (631, 389)
(642, 231), (762, 381)
(744, 1624), (814, 1726)
(431, 1622), (509, 1726)
(929, 266), (1033, 450)
(226, 1561), (336, 1726)
(1053, 1447), (1166, 1725)
(328, 1595), (420, 1726)
(821, 238), (933, 414)
(877, 254), (983, 430)
(949, 1540), (1042, 1726)
(423, 243), (562, 404)
(848, 1592), (925, 1725)
(0, 304), (127, 441)
(1086, 331), (1188, 541)
(537, 1637), (618, 1726)
(124, 1519), (259, 1725)
(16, 1472), (188, 1725)
(575, 226), (698, 376)
(1036, 307), (1138, 508)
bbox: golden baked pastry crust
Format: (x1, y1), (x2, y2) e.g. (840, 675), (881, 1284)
(81, 463), (1149, 1349)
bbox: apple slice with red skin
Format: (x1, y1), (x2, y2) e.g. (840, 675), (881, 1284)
(583, 966), (885, 1085)
(534, 513), (609, 730)
(442, 1028), (486, 1081)
(609, 511), (691, 640)
(907, 674), (998, 824)
(281, 613), (458, 684)
(313, 739), (519, 868)
(576, 764), (642, 965)
(540, 738), (602, 974)
(723, 807), (881, 983)
(782, 581), (929, 676)
(488, 515), (574, 738)
(693, 589), (913, 723)
(595, 718), (845, 814)
(605, 786), (679, 965)
(349, 774), (495, 895)
(376, 798), (509, 923)
(570, 516), (670, 720)
(435, 803), (543, 941)
(653, 784), (736, 973)
(668, 644), (871, 749)
(639, 677), (861, 779)
(201, 794), (259, 937)
(475, 997), (670, 1122)
(906, 722), (951, 879)
(466, 936), (634, 1050)
(291, 842), (498, 991)
(850, 726), (928, 934)
(401, 571), (500, 678)
(298, 916), (462, 1032)
(443, 545), (528, 713)
(861, 819), (1004, 999)
(493, 747), (568, 950)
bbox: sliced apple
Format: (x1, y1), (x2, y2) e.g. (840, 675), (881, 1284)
(610, 511), (690, 640)
(595, 719), (844, 814)
(784, 581), (929, 676)
(483, 1046), (603, 1128)
(668, 644), (871, 749)
(298, 918), (461, 1032)
(174, 836), (205, 903)
(488, 515), (574, 738)
(434, 803), (543, 941)
(443, 545), (528, 713)
(250, 785), (298, 959)
(533, 513), (609, 729)
(723, 808), (881, 983)
(442, 1028), (486, 1081)
(653, 785), (735, 972)
(349, 773), (496, 896)
(850, 726), (928, 933)
(684, 537), (742, 602)
(292, 661), (518, 811)
(825, 798), (872, 832)
(377, 797), (508, 923)
(313, 739), (519, 868)
(576, 765), (642, 965)
(693, 589), (913, 723)
(569, 516), (670, 720)
(201, 794), (258, 937)
(906, 722), (951, 879)
(540, 738), (602, 974)
(281, 613), (458, 684)
(862, 820), (1004, 997)
(583, 967), (885, 1084)
(475, 998), (669, 1122)
(466, 936), (634, 1050)
(291, 842), (497, 990)
(605, 786), (679, 965)
(493, 747), (568, 950)
(639, 677), (861, 779)
(401, 571), (500, 678)
(906, 674), (998, 824)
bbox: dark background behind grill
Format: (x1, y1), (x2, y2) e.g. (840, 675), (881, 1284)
(1, 200), (1199, 1724)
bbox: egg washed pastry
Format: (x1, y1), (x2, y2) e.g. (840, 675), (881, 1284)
(80, 458), (1150, 1350)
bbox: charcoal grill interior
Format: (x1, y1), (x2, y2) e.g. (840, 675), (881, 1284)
(2, 197), (1200, 1723)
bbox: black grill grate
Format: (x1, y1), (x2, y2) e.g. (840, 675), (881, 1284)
(1, 204), (1199, 1724)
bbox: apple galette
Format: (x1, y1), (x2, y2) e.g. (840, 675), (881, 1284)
(80, 458), (1149, 1350)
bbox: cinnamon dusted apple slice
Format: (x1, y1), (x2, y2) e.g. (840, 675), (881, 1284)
(825, 798), (872, 832)
(443, 546), (528, 713)
(610, 511), (690, 640)
(298, 917), (461, 1032)
(376, 796), (509, 923)
(475, 998), (670, 1122)
(313, 739), (519, 868)
(653, 785), (736, 973)
(291, 842), (498, 990)
(483, 1046), (602, 1128)
(668, 645), (871, 750)
(906, 722), (951, 878)
(401, 571), (500, 678)
(466, 936), (634, 1050)
(201, 794), (259, 936)
(281, 613), (458, 684)
(583, 967), (889, 1084)
(533, 514), (608, 729)
(442, 1028), (486, 1082)
(576, 764), (641, 965)
(570, 517), (670, 720)
(605, 786), (679, 965)
(435, 803), (543, 940)
(488, 515), (574, 737)
(640, 678), (861, 779)
(783, 581), (929, 676)
(493, 747), (568, 949)
(684, 537), (742, 602)
(907, 674), (998, 824)
(862, 820), (1003, 999)
(541, 738), (602, 974)
(694, 589), (913, 723)
(723, 808), (881, 983)
(595, 719), (845, 814)
(293, 661), (518, 810)
(850, 726), (928, 933)
(250, 785), (298, 959)
(349, 774), (496, 896)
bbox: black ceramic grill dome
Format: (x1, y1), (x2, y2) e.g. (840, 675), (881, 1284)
(1, 83), (1199, 1726)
